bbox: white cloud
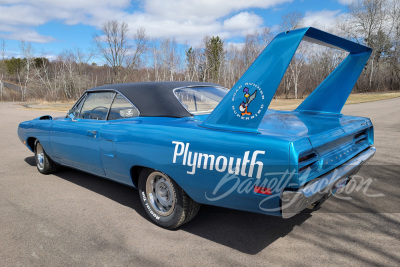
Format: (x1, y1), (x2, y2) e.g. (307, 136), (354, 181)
(337, 0), (355, 5)
(225, 42), (245, 50)
(302, 9), (342, 30)
(0, 0), (292, 44)
(223, 12), (263, 33)
(0, 30), (55, 43)
(122, 3), (277, 45)
(144, 0), (291, 22)
(269, 24), (281, 33)
(0, 0), (130, 42)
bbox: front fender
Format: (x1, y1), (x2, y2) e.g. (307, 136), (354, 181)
(18, 118), (54, 157)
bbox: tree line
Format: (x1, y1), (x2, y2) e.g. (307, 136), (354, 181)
(0, 0), (398, 102)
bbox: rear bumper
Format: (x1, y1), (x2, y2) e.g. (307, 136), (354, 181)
(281, 146), (376, 218)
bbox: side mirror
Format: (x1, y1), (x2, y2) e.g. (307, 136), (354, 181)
(68, 110), (77, 121)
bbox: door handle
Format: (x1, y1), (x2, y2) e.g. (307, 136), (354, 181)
(87, 130), (98, 138)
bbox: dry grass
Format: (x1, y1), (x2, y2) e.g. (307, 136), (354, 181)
(16, 92), (400, 112)
(17, 100), (75, 112)
(345, 92), (400, 104)
(269, 98), (303, 111)
(270, 92), (400, 110)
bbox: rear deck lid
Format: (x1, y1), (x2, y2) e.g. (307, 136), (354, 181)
(258, 110), (371, 146)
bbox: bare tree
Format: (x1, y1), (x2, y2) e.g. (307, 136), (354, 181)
(1, 7), (398, 102)
(280, 11), (304, 32)
(74, 47), (93, 75)
(388, 0), (400, 89)
(339, 0), (388, 91)
(289, 45), (306, 99)
(0, 40), (5, 101)
(157, 38), (179, 81)
(124, 27), (148, 82)
(94, 20), (128, 83)
(242, 32), (260, 69)
(223, 43), (242, 88)
(280, 11), (304, 98)
(33, 53), (56, 99)
(19, 41), (33, 101)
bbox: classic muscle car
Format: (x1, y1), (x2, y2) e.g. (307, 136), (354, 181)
(18, 27), (375, 229)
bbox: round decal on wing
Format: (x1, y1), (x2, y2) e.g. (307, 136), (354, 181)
(232, 83), (265, 120)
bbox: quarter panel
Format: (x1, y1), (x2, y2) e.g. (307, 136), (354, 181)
(101, 117), (290, 216)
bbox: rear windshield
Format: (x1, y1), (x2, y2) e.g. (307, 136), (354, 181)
(174, 86), (228, 114)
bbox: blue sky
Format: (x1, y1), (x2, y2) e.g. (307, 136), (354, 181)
(0, 0), (353, 62)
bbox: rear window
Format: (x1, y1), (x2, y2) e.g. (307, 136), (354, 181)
(174, 86), (228, 114)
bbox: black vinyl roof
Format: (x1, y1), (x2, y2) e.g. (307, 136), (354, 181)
(87, 81), (221, 117)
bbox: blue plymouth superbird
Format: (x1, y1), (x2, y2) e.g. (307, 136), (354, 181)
(18, 27), (375, 229)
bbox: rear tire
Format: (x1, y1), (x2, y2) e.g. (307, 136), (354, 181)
(138, 168), (200, 229)
(34, 140), (59, 174)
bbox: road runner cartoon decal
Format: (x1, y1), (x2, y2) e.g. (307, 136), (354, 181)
(232, 83), (265, 121)
(239, 87), (257, 116)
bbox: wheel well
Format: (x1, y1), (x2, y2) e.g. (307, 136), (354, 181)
(130, 166), (148, 188)
(27, 137), (37, 152)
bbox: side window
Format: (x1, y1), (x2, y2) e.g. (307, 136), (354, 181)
(78, 92), (115, 120)
(108, 94), (139, 120)
(174, 87), (227, 114)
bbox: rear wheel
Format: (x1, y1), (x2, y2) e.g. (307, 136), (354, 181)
(138, 169), (200, 229)
(34, 140), (59, 174)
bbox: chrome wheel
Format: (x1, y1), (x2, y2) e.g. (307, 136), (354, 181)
(33, 140), (59, 174)
(35, 142), (45, 171)
(139, 168), (201, 229)
(146, 172), (176, 216)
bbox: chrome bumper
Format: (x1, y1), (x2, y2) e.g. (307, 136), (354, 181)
(281, 147), (376, 218)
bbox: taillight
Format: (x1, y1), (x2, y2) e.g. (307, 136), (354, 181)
(354, 130), (367, 144)
(298, 152), (318, 172)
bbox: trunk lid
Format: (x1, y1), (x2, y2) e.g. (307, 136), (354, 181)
(257, 109), (373, 187)
(257, 109), (370, 143)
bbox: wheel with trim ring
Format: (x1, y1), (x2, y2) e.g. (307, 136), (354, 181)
(138, 168), (200, 229)
(34, 140), (59, 174)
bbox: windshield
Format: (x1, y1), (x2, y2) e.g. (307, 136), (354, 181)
(174, 86), (228, 114)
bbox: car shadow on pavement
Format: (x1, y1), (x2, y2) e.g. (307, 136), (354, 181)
(181, 205), (312, 254)
(24, 156), (150, 222)
(25, 156), (312, 254)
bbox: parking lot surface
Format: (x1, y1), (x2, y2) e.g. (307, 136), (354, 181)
(0, 99), (399, 266)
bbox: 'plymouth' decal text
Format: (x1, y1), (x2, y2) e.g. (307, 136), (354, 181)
(172, 141), (265, 178)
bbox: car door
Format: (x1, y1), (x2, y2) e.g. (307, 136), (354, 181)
(99, 93), (140, 184)
(50, 91), (115, 176)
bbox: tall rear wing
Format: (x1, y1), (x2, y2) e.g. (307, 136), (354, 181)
(201, 27), (372, 133)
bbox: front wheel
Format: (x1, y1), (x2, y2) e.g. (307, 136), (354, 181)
(138, 169), (200, 229)
(34, 140), (59, 174)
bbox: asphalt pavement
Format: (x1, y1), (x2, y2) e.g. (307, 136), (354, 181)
(0, 99), (399, 266)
